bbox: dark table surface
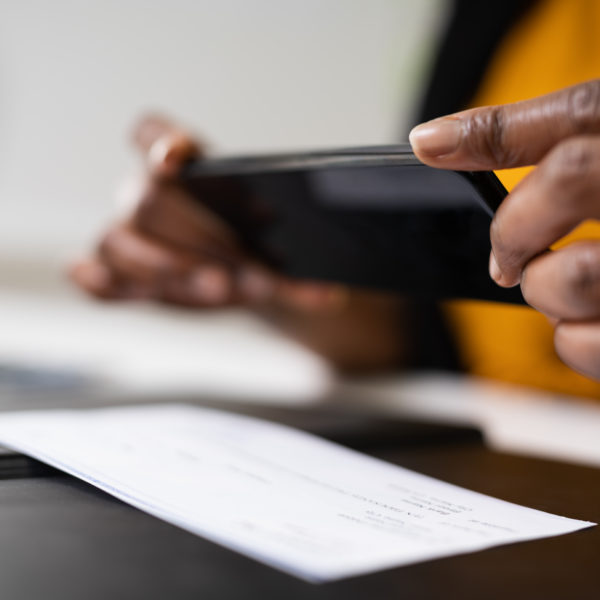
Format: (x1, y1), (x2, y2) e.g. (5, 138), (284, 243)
(1, 430), (599, 600)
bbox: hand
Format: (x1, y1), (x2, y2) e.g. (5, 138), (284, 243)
(70, 114), (344, 311)
(70, 115), (406, 371)
(410, 79), (600, 379)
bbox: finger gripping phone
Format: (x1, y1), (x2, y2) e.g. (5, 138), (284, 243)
(180, 145), (524, 304)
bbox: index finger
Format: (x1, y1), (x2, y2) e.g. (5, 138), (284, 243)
(409, 79), (600, 170)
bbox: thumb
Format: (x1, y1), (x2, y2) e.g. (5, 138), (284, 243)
(409, 79), (600, 170)
(132, 114), (202, 178)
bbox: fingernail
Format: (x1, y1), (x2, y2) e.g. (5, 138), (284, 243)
(239, 267), (274, 302)
(188, 268), (230, 303)
(489, 252), (503, 284)
(148, 135), (180, 177)
(409, 118), (462, 157)
(148, 135), (169, 167)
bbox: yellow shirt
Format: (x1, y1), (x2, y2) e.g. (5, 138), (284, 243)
(445, 0), (600, 397)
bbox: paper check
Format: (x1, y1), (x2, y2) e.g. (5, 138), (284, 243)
(0, 405), (593, 582)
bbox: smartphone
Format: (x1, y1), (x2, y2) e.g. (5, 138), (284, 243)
(180, 145), (525, 304)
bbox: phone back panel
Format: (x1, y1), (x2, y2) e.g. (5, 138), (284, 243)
(181, 146), (525, 304)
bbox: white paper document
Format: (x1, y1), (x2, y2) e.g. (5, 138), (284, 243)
(0, 405), (593, 582)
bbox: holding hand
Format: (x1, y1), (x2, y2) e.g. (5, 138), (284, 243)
(410, 80), (600, 380)
(71, 115), (405, 371)
(71, 115), (342, 311)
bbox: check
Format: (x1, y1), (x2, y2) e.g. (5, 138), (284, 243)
(0, 405), (593, 582)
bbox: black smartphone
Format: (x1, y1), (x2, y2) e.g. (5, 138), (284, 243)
(180, 145), (525, 304)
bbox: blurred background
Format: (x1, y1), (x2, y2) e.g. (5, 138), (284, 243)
(0, 0), (442, 258)
(0, 0), (443, 402)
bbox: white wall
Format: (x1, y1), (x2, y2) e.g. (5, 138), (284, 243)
(0, 0), (443, 259)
